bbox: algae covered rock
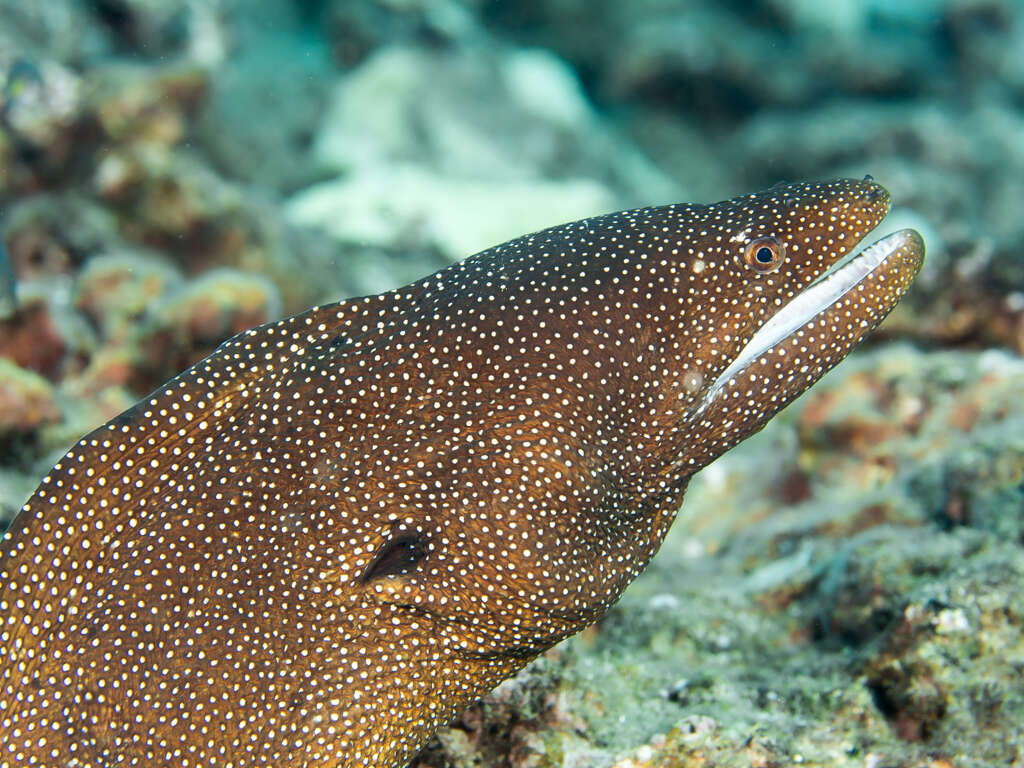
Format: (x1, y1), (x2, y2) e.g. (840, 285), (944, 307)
(286, 43), (674, 262)
(287, 165), (616, 264)
(132, 267), (283, 385)
(0, 358), (59, 437)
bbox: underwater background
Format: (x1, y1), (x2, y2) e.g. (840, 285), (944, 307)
(0, 1), (1021, 766)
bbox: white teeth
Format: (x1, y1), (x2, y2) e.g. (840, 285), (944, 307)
(698, 229), (913, 411)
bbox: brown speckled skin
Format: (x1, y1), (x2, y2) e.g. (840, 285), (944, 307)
(0, 179), (923, 767)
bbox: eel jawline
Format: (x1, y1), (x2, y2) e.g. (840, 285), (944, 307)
(701, 228), (918, 407)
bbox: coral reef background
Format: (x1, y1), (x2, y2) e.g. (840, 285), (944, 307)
(0, 1), (1022, 766)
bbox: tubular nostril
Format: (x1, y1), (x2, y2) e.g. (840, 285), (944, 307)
(858, 176), (889, 204)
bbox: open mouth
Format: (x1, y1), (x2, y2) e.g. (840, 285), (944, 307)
(697, 228), (919, 410)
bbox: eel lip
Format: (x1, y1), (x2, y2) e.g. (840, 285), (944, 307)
(697, 228), (924, 411)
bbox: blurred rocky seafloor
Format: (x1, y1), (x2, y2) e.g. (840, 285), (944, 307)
(0, 1), (1021, 766)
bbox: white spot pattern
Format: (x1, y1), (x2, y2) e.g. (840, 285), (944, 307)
(0, 179), (922, 767)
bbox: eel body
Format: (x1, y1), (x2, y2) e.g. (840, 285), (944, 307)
(0, 178), (924, 767)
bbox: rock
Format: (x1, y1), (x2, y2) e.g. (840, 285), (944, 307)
(286, 164), (616, 261)
(0, 299), (67, 380)
(0, 466), (35, 531)
(196, 31), (333, 193)
(73, 250), (182, 342)
(0, 57), (85, 195)
(287, 43), (672, 259)
(0, 358), (60, 437)
(311, 45), (599, 177)
(92, 65), (206, 147)
(321, 0), (480, 68)
(134, 268), (282, 386)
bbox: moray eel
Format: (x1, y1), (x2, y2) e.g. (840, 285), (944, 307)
(0, 178), (923, 767)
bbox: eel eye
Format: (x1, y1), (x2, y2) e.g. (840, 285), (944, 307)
(743, 237), (785, 273)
